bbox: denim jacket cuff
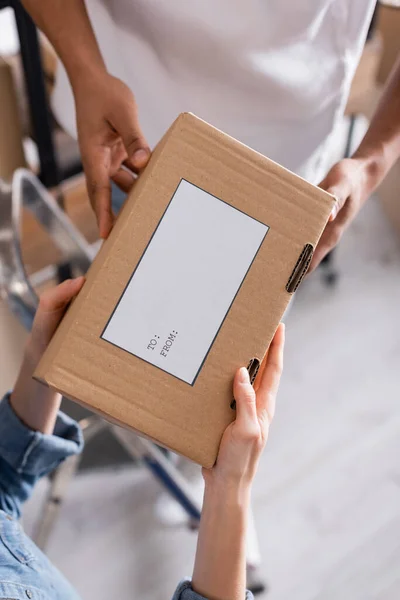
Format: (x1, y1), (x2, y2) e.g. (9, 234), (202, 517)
(173, 579), (254, 600)
(0, 393), (83, 477)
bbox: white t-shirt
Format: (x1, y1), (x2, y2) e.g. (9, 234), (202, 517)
(52, 0), (376, 183)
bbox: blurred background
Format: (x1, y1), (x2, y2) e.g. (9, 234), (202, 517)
(0, 1), (399, 599)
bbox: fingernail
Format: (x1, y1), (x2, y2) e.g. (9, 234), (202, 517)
(330, 201), (338, 220)
(238, 366), (250, 383)
(99, 223), (109, 239)
(132, 148), (149, 167)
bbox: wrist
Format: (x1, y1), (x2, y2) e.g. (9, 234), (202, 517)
(204, 474), (252, 508)
(23, 337), (43, 373)
(69, 61), (108, 95)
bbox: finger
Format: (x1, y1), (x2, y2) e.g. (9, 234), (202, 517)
(111, 167), (137, 194)
(31, 277), (85, 349)
(256, 323), (285, 422)
(109, 102), (151, 171)
(309, 235), (331, 272)
(318, 174), (350, 221)
(328, 196), (339, 222)
(308, 219), (344, 273)
(308, 245), (327, 274)
(326, 189), (346, 221)
(38, 277), (86, 314)
(84, 149), (114, 239)
(123, 156), (144, 175)
(233, 366), (258, 426)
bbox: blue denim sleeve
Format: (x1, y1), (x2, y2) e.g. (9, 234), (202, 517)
(172, 579), (254, 600)
(0, 393), (83, 518)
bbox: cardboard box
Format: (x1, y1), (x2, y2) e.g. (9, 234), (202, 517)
(35, 113), (335, 468)
(0, 58), (26, 181)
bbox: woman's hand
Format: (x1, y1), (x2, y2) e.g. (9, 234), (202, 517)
(11, 277), (86, 435)
(74, 72), (151, 238)
(192, 324), (285, 600)
(203, 323), (285, 489)
(26, 277), (86, 370)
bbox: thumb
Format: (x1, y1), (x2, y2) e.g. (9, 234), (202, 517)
(38, 277), (85, 315)
(109, 101), (150, 171)
(319, 180), (347, 221)
(233, 367), (257, 426)
(318, 166), (351, 222)
(325, 186), (346, 221)
(32, 277), (85, 346)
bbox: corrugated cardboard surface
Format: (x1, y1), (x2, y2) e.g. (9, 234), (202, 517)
(0, 58), (26, 180)
(35, 113), (335, 468)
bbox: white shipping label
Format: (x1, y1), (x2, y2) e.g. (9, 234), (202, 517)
(102, 179), (269, 385)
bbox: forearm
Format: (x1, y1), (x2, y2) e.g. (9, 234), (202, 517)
(353, 55), (400, 190)
(21, 0), (106, 90)
(192, 481), (250, 600)
(10, 343), (62, 435)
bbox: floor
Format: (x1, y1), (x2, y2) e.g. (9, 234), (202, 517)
(20, 195), (400, 600)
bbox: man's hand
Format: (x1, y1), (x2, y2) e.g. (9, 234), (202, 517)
(19, 2), (151, 238)
(309, 156), (378, 272)
(311, 54), (400, 273)
(74, 73), (151, 238)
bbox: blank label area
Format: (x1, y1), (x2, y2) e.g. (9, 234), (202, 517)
(102, 179), (268, 384)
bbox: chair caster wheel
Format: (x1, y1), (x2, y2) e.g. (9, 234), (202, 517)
(247, 566), (268, 595)
(324, 270), (339, 286)
(249, 580), (268, 595)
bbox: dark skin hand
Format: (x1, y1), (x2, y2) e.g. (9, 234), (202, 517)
(74, 73), (151, 237)
(311, 55), (400, 271)
(22, 1), (400, 260)
(21, 0), (151, 239)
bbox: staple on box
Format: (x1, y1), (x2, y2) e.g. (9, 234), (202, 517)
(285, 243), (314, 293)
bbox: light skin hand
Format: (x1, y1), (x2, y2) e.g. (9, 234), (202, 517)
(193, 324), (285, 600)
(11, 277), (85, 434)
(10, 279), (284, 600)
(204, 323), (285, 490)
